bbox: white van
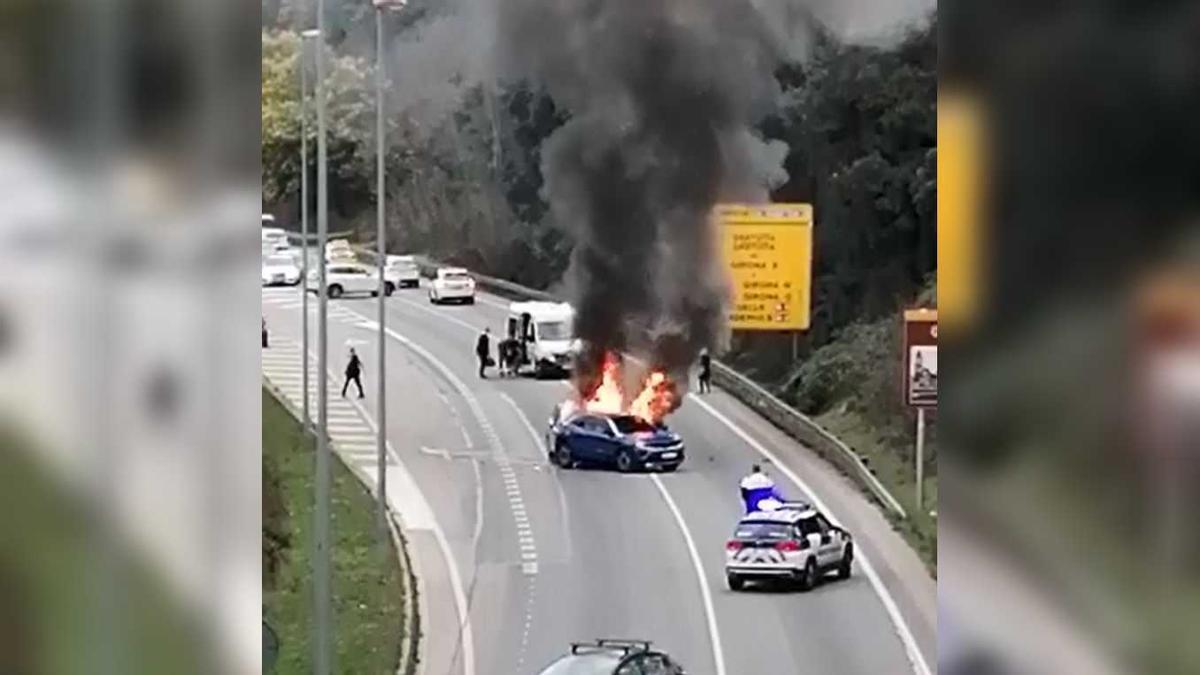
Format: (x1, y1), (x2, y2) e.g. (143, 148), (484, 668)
(506, 301), (579, 377)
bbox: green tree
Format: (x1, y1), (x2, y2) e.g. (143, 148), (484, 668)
(261, 30), (376, 225)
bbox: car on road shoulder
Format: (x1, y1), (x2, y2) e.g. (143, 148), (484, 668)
(306, 263), (383, 299)
(428, 267), (476, 304)
(724, 503), (853, 592)
(383, 254), (420, 293)
(261, 253), (301, 286)
(537, 640), (685, 675)
(547, 409), (684, 473)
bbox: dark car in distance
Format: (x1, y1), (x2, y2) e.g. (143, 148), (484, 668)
(547, 409), (685, 473)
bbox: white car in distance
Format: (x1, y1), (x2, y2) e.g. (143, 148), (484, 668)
(307, 263), (384, 299)
(325, 239), (354, 263)
(262, 226), (288, 251)
(262, 253), (301, 286)
(383, 255), (421, 293)
(428, 267), (476, 305)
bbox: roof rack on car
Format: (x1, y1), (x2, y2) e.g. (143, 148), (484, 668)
(571, 639), (651, 655)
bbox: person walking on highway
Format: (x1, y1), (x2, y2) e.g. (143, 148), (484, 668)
(262, 317), (269, 349)
(342, 347), (364, 398)
(698, 349), (712, 394)
(476, 328), (492, 379)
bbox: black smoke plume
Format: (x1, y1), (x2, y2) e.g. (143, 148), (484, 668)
(497, 0), (800, 401)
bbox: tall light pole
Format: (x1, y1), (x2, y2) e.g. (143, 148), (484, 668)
(373, 0), (406, 543)
(300, 29), (320, 434)
(312, 1), (333, 672)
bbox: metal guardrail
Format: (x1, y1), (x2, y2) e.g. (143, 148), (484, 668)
(352, 246), (908, 518)
(709, 362), (908, 518)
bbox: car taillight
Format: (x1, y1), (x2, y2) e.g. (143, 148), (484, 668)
(775, 540), (801, 552)
(725, 540), (743, 552)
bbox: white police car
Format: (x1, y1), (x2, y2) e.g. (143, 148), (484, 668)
(724, 502), (853, 591)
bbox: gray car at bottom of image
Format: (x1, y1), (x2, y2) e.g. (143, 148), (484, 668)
(537, 640), (686, 675)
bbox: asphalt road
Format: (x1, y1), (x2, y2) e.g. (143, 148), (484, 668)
(261, 279), (936, 675)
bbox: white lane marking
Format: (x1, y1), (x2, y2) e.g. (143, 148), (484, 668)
(341, 305), (548, 669)
(649, 474), (727, 675)
(471, 458), (484, 564)
(499, 392), (574, 561)
(392, 295), (484, 333)
(687, 393), (932, 675)
(342, 390), (477, 675)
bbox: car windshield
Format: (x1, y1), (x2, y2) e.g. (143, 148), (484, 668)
(538, 652), (622, 675)
(611, 415), (656, 434)
(265, 255), (294, 266)
(444, 272), (471, 281)
(538, 321), (572, 341)
(733, 521), (792, 540)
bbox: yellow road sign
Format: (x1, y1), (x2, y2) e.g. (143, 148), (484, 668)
(718, 203), (813, 331)
(938, 91), (986, 332)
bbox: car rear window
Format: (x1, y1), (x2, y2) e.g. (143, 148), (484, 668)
(733, 521), (792, 540)
(444, 271), (470, 281)
(611, 415), (655, 434)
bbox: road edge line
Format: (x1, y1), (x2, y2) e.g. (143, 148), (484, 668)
(649, 474), (728, 675)
(499, 392), (574, 561)
(341, 360), (477, 675)
(687, 393), (932, 675)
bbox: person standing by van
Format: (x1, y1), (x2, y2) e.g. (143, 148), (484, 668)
(476, 328), (492, 378)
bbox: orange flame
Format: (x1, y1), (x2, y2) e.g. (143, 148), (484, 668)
(583, 352), (624, 415)
(578, 351), (680, 425)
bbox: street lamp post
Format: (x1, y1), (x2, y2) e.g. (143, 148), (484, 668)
(373, 0), (406, 544)
(300, 29), (319, 434)
(311, 1), (333, 671)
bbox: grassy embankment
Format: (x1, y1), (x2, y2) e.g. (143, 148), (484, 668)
(263, 388), (409, 674)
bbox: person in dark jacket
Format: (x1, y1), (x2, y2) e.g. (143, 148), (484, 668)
(262, 317), (269, 349)
(698, 349), (712, 394)
(476, 328), (492, 378)
(342, 348), (364, 398)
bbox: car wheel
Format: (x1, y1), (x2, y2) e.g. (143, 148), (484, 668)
(465, 297), (476, 305)
(384, 282), (395, 296)
(727, 574), (745, 592)
(798, 558), (817, 591)
(428, 292), (438, 304)
(615, 449), (636, 473)
(837, 543), (853, 580)
(328, 284), (344, 299)
(554, 442), (574, 469)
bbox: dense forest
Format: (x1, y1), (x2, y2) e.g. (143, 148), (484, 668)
(262, 2), (937, 461)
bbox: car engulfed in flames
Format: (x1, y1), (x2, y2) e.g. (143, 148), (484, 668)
(566, 351), (681, 426)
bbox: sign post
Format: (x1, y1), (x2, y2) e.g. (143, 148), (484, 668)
(904, 309), (938, 510)
(718, 203), (813, 334)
